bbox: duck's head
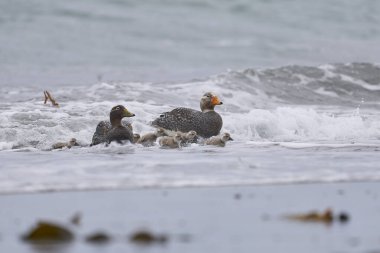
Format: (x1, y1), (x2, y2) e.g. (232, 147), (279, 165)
(156, 128), (166, 137)
(174, 133), (182, 143)
(200, 92), (223, 112)
(221, 132), (233, 142)
(69, 138), (77, 145)
(110, 105), (135, 126)
(186, 130), (197, 141)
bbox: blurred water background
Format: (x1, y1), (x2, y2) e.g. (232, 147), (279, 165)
(1, 0), (380, 193)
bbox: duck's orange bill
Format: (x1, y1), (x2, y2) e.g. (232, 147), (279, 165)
(211, 96), (222, 105)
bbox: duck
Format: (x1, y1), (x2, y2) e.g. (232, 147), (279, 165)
(133, 133), (141, 143)
(91, 121), (111, 146)
(52, 138), (79, 149)
(158, 133), (182, 149)
(137, 128), (166, 147)
(151, 92), (223, 138)
(205, 132), (233, 147)
(91, 105), (135, 145)
(179, 130), (198, 145)
(105, 105), (135, 144)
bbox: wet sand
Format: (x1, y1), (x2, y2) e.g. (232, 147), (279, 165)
(0, 182), (379, 253)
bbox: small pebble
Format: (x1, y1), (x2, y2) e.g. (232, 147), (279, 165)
(234, 193), (242, 200)
(338, 212), (350, 223)
(85, 232), (112, 244)
(129, 230), (168, 245)
(70, 212), (81, 226)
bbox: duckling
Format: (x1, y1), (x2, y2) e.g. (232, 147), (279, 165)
(137, 128), (166, 147)
(179, 130), (198, 145)
(133, 133), (141, 143)
(158, 133), (182, 149)
(205, 132), (233, 147)
(105, 105), (135, 144)
(52, 138), (79, 149)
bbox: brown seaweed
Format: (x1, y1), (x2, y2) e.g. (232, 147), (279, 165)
(43, 90), (59, 107)
(129, 230), (168, 245)
(85, 232), (112, 244)
(285, 208), (350, 224)
(22, 221), (74, 243)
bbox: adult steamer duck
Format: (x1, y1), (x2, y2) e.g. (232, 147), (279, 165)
(152, 92), (223, 138)
(91, 105), (135, 145)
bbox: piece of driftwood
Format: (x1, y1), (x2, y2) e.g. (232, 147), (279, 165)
(284, 208), (350, 224)
(44, 90), (59, 107)
(285, 208), (334, 223)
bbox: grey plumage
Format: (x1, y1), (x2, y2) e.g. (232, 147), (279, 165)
(91, 120), (133, 145)
(152, 92), (223, 138)
(91, 121), (111, 145)
(106, 126), (133, 144)
(91, 105), (135, 145)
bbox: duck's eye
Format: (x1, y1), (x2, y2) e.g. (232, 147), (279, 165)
(115, 106), (120, 110)
(206, 95), (211, 98)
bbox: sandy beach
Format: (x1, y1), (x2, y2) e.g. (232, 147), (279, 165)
(0, 181), (379, 253)
(1, 1), (380, 253)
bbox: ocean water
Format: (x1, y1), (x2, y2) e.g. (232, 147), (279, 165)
(1, 0), (380, 194)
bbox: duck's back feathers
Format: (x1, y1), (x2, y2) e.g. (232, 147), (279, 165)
(106, 125), (134, 144)
(152, 108), (222, 138)
(91, 120), (133, 145)
(91, 121), (111, 146)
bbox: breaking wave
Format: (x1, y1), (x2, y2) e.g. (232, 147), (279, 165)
(1, 63), (380, 151)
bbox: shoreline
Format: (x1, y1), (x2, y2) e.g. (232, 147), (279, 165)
(0, 179), (379, 196)
(1, 181), (379, 253)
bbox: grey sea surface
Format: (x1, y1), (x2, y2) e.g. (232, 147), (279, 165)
(1, 0), (380, 86)
(1, 2), (380, 252)
(1, 1), (380, 193)
(1, 63), (380, 193)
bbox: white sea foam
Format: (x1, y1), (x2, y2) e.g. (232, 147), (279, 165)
(2, 0), (380, 194)
(1, 64), (380, 149)
(1, 64), (380, 193)
(224, 107), (380, 142)
(1, 92), (379, 151)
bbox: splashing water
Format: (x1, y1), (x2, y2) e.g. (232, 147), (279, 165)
(1, 63), (380, 193)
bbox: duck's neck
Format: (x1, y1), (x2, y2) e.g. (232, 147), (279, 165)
(200, 102), (215, 112)
(110, 117), (122, 127)
(201, 107), (215, 113)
